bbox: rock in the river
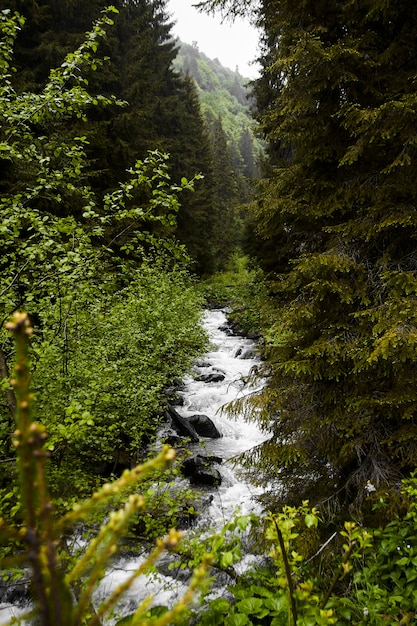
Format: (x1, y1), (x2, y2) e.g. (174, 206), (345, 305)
(190, 468), (222, 486)
(0, 575), (31, 605)
(219, 323), (235, 336)
(195, 371), (226, 383)
(163, 381), (185, 406)
(239, 347), (256, 360)
(166, 406), (199, 443)
(161, 428), (184, 447)
(194, 358), (212, 368)
(188, 414), (222, 438)
(176, 494), (214, 530)
(181, 454), (222, 487)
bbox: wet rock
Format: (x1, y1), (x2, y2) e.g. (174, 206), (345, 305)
(157, 555), (192, 581)
(176, 494), (214, 530)
(161, 428), (184, 447)
(166, 406), (199, 443)
(194, 358), (212, 368)
(204, 300), (221, 310)
(0, 575), (31, 605)
(170, 395), (184, 407)
(219, 323), (235, 336)
(164, 381), (185, 406)
(191, 468), (222, 486)
(208, 455), (223, 465)
(181, 454), (222, 487)
(187, 414), (222, 438)
(237, 347), (256, 360)
(195, 372), (226, 383)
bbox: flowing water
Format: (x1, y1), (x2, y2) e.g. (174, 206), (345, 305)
(0, 308), (269, 624)
(179, 308), (268, 524)
(92, 308), (270, 622)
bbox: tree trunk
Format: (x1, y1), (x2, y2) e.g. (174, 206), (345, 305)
(0, 344), (17, 421)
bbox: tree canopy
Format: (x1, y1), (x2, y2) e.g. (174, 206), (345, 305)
(0, 6), (207, 511)
(3, 0), (228, 273)
(226, 0), (417, 513)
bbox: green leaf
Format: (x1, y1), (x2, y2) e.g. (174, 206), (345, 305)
(236, 598), (264, 615)
(305, 513), (318, 528)
(220, 551), (235, 568)
(228, 614), (251, 626)
(264, 596), (288, 613)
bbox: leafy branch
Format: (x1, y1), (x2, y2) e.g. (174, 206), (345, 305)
(0, 311), (208, 625)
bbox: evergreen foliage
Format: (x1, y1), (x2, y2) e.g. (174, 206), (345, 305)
(3, 314), (417, 626)
(210, 0), (417, 513)
(201, 254), (266, 337)
(173, 39), (263, 174)
(174, 41), (266, 270)
(239, 126), (257, 178)
(160, 75), (217, 275)
(209, 117), (241, 267)
(2, 3), (417, 622)
(3, 0), (220, 274)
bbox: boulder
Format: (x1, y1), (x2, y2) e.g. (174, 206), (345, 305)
(238, 346), (256, 360)
(181, 454), (222, 487)
(161, 428), (184, 447)
(219, 323), (234, 336)
(194, 358), (212, 368)
(195, 371), (226, 383)
(0, 575), (31, 605)
(188, 414), (222, 438)
(166, 406), (199, 443)
(190, 468), (222, 487)
(176, 494), (214, 530)
(163, 381), (185, 406)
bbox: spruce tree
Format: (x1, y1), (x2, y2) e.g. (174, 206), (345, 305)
(238, 125), (256, 178)
(166, 76), (217, 275)
(228, 0), (417, 512)
(209, 116), (242, 267)
(2, 0), (112, 88)
(107, 0), (180, 183)
(4, 0), (220, 269)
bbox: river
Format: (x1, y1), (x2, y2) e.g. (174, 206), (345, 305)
(93, 308), (269, 622)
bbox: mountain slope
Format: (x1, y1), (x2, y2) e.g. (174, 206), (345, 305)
(172, 39), (264, 175)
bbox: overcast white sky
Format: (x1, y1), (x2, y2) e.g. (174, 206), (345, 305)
(167, 0), (260, 78)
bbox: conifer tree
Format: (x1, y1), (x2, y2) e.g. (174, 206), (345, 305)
(209, 116), (242, 266)
(106, 0), (181, 184)
(0, 7), (206, 509)
(2, 0), (112, 89)
(4, 0), (221, 269)
(213, 0), (417, 511)
(165, 75), (217, 275)
(238, 125), (256, 178)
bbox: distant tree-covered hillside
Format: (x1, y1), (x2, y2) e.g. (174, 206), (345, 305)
(173, 39), (264, 180)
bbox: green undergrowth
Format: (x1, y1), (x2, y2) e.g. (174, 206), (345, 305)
(186, 484), (417, 625)
(201, 252), (267, 337)
(0, 311), (210, 625)
(2, 311), (417, 625)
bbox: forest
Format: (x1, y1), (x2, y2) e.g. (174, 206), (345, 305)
(1, 0), (417, 624)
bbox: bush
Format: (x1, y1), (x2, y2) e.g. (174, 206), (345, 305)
(0, 312), (209, 625)
(201, 253), (267, 336)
